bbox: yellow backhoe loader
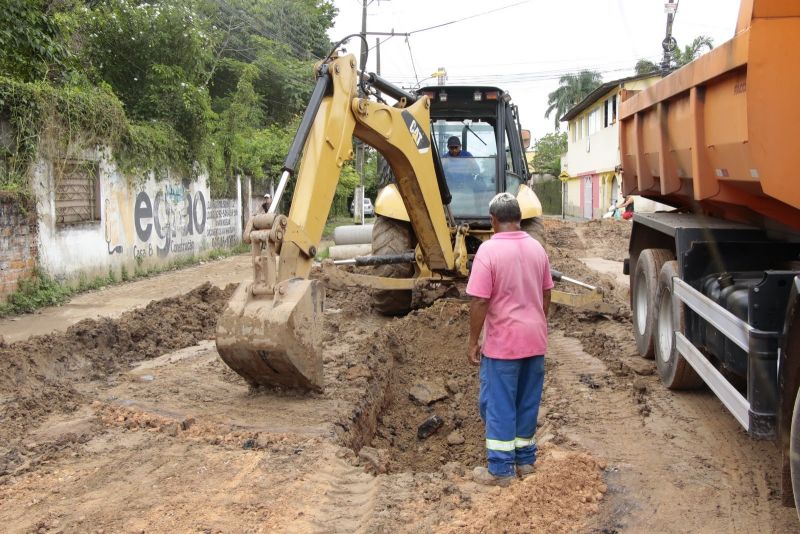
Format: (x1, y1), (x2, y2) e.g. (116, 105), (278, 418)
(215, 52), (610, 392)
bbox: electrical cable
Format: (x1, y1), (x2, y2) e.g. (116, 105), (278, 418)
(405, 36), (419, 86)
(407, 0), (530, 36)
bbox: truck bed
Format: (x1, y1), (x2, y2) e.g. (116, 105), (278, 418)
(619, 0), (800, 233)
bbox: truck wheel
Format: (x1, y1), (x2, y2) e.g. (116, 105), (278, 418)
(372, 216), (416, 316)
(633, 248), (674, 359)
(654, 261), (703, 389)
(521, 217), (547, 247)
(791, 388), (800, 516)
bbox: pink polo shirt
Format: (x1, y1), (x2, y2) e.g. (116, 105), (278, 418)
(466, 231), (554, 359)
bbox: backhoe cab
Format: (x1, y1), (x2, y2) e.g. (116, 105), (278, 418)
(368, 85), (545, 314)
(216, 53), (607, 392)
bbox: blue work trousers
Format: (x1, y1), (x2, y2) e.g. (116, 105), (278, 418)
(479, 355), (545, 477)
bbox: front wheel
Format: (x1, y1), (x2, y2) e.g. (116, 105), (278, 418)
(371, 216), (416, 316)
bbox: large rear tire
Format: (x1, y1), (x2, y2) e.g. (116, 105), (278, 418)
(633, 248), (674, 359)
(791, 388), (800, 516)
(521, 217), (546, 248)
(654, 261), (703, 389)
(372, 216), (416, 316)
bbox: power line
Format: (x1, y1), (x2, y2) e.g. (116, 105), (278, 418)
(405, 36), (419, 85)
(407, 0), (530, 35)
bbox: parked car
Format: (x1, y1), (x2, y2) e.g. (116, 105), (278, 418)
(350, 197), (374, 217)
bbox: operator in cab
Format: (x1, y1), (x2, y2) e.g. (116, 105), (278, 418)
(441, 136), (480, 191)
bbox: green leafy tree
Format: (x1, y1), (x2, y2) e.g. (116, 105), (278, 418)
(0, 0), (74, 82)
(531, 132), (567, 176)
(634, 58), (659, 75)
(544, 71), (603, 131)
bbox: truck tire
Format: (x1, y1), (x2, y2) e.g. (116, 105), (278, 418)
(633, 248), (674, 359)
(654, 261), (703, 389)
(371, 216), (416, 316)
(521, 217), (547, 247)
(791, 388), (800, 516)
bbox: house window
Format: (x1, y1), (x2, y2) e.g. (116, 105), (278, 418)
(55, 160), (101, 227)
(612, 95), (617, 124)
(587, 111), (594, 135)
(604, 99), (610, 128)
(571, 122), (577, 142)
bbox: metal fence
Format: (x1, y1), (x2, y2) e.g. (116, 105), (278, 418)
(532, 180), (563, 215)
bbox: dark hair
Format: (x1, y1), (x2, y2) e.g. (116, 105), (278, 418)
(489, 192), (521, 222)
(447, 136), (461, 147)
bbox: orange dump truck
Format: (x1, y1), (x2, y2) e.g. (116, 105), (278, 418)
(618, 0), (800, 509)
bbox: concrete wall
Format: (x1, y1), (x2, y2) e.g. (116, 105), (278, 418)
(0, 195), (38, 299)
(33, 151), (242, 283)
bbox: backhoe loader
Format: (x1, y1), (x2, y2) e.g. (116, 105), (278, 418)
(215, 53), (610, 392)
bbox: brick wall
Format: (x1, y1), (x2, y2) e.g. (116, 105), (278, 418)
(0, 195), (38, 300)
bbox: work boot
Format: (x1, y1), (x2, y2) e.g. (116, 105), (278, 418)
(516, 463), (535, 478)
(472, 466), (513, 487)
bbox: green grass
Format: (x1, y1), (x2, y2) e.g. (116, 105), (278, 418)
(0, 243), (251, 318)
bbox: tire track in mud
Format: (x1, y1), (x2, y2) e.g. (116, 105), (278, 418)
(548, 329), (799, 532)
(280, 450), (381, 534)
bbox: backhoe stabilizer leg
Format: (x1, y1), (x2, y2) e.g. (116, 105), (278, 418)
(215, 278), (325, 391)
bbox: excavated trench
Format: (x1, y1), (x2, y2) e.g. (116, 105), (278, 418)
(0, 219), (634, 480)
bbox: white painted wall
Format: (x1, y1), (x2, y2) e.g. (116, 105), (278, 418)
(33, 150), (242, 282)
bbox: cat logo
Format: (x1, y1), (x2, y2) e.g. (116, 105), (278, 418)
(401, 110), (431, 154)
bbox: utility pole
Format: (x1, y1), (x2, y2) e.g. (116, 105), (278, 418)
(354, 0), (369, 224)
(660, 0), (678, 73)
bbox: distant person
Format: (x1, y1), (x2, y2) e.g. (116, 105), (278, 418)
(616, 195), (634, 220)
(466, 192), (553, 486)
(441, 136), (480, 189)
(261, 193), (272, 213)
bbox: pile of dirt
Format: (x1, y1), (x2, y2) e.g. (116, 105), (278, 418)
(440, 447), (606, 534)
(577, 218), (632, 261)
(0, 282), (234, 450)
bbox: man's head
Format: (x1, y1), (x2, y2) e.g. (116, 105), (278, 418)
(488, 192), (521, 230)
(447, 136), (462, 156)
(264, 193), (271, 201)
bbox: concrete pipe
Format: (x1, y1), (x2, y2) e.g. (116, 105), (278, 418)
(327, 244), (372, 261)
(333, 224), (374, 246)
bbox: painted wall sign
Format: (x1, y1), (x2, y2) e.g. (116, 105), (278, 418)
(133, 189), (207, 258)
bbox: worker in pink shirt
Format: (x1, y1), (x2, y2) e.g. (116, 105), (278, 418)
(466, 192), (553, 486)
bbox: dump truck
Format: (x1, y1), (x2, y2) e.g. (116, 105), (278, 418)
(618, 0), (800, 510)
(215, 52), (608, 394)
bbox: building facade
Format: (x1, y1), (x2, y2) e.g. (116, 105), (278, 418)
(559, 74), (663, 218)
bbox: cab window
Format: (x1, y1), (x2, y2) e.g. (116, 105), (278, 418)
(433, 120), (497, 217)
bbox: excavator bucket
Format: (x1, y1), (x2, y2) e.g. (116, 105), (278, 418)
(215, 278), (324, 391)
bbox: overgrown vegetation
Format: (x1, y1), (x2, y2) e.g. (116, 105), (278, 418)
(0, 0), (339, 199)
(0, 243), (249, 317)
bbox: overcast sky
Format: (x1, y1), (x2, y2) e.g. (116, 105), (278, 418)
(329, 0), (741, 141)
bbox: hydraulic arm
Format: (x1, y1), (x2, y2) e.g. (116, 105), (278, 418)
(216, 54), (455, 390)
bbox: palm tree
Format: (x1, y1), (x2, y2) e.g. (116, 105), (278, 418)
(674, 35), (714, 66)
(544, 70), (603, 131)
(633, 35), (714, 75)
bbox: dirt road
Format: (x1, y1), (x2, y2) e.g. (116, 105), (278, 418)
(0, 219), (797, 533)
